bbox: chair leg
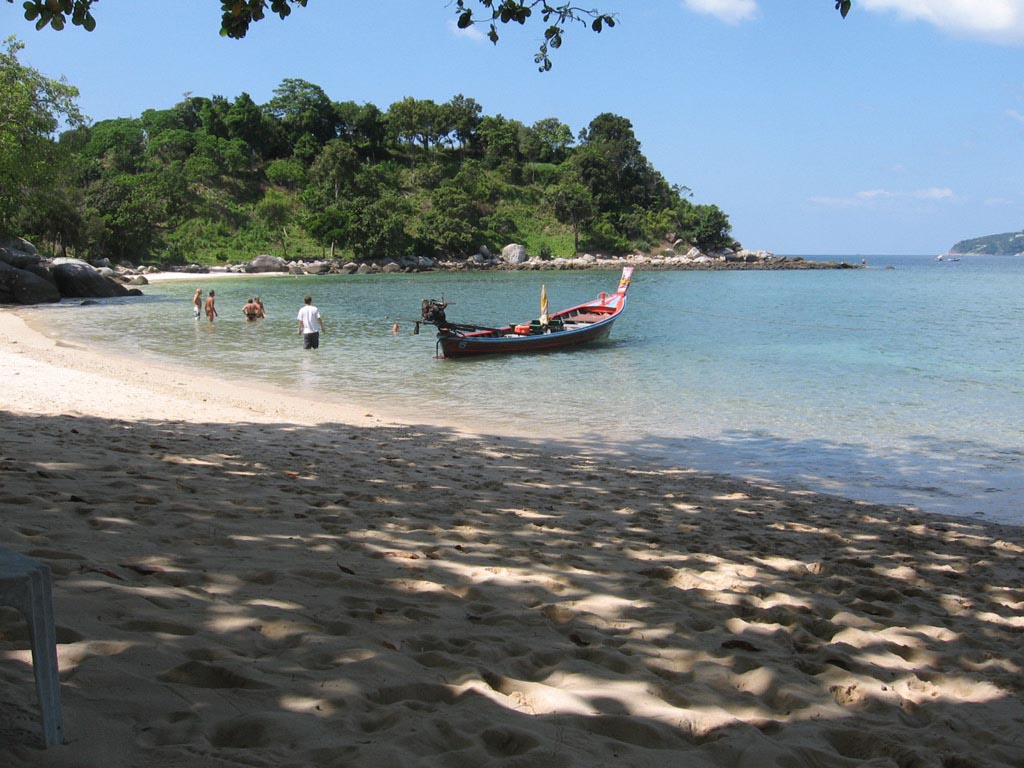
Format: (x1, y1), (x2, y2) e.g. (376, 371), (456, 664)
(23, 568), (64, 747)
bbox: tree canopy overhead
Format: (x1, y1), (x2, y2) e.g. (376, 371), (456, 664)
(8, 0), (309, 38)
(6, 1), (852, 69)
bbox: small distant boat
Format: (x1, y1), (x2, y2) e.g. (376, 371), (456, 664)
(937, 254), (961, 262)
(419, 266), (633, 359)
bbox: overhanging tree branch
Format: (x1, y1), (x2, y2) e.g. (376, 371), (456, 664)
(6, 1), (854, 68)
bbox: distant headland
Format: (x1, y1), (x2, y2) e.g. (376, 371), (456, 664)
(948, 230), (1024, 256)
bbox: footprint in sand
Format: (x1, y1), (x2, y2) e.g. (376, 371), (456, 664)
(157, 660), (272, 690)
(480, 727), (541, 758)
(115, 618), (197, 637)
(136, 710), (203, 748)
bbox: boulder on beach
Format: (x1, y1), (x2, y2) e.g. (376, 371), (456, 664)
(247, 254), (288, 273)
(501, 243), (528, 264)
(0, 258), (61, 304)
(51, 260), (131, 299)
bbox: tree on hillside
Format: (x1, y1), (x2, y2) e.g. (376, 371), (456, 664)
(419, 182), (482, 257)
(84, 118), (146, 174)
(308, 140), (361, 204)
(83, 172), (168, 260)
(0, 36), (83, 235)
(527, 117), (574, 164)
(387, 97), (456, 156)
(348, 192), (413, 260)
(224, 92), (277, 159)
(200, 96), (231, 140)
(266, 78), (337, 149)
(333, 101), (388, 161)
(472, 115), (523, 172)
(548, 175), (594, 253)
(303, 205), (351, 259)
(444, 94), (483, 154)
(573, 112), (672, 215)
(684, 203), (733, 252)
(255, 188), (294, 257)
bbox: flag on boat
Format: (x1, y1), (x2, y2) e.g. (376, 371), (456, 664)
(540, 284), (549, 325)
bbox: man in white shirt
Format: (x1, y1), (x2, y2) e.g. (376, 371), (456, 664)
(296, 295), (325, 349)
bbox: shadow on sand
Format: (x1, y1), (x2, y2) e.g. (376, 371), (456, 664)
(1, 410), (1022, 766)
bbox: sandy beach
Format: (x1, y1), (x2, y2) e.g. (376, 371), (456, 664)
(1, 305), (1023, 767)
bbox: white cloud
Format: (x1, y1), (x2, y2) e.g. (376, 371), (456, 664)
(914, 187), (955, 200)
(857, 189), (894, 201)
(679, 1), (1024, 42)
(682, 0), (758, 24)
(447, 20), (487, 42)
(1007, 109), (1024, 123)
(859, 0), (1024, 43)
(810, 187), (955, 207)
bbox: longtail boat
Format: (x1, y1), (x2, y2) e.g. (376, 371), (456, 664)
(419, 266), (633, 359)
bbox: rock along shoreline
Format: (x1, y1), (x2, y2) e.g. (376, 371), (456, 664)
(1, 236), (860, 306)
(144, 245), (862, 280)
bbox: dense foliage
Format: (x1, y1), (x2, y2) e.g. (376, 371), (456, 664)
(2, 40), (735, 265)
(0, 37), (83, 238)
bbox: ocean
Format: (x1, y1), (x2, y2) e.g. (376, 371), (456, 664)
(22, 255), (1024, 527)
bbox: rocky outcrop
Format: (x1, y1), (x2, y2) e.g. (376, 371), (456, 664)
(51, 259), (131, 298)
(0, 258), (61, 304)
(153, 244), (861, 280)
(247, 254), (288, 273)
(0, 239), (858, 303)
(501, 244), (528, 264)
(0, 239), (139, 305)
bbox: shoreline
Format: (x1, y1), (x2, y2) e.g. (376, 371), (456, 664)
(2, 308), (1023, 766)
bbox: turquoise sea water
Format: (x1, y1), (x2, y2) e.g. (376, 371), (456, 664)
(22, 255), (1024, 526)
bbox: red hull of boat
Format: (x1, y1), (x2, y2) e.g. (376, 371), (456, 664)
(439, 315), (617, 358)
(436, 267), (632, 359)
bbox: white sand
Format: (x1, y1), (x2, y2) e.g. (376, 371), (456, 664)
(1, 306), (1023, 767)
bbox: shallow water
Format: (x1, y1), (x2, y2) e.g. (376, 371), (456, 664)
(25, 256), (1024, 526)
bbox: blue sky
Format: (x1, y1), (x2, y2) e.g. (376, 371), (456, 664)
(10, 0), (1024, 255)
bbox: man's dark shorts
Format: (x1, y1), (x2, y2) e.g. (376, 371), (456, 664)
(303, 332), (320, 349)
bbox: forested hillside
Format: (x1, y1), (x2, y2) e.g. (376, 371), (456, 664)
(949, 230), (1024, 256)
(3, 39), (733, 266)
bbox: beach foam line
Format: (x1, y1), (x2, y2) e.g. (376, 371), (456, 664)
(143, 270), (295, 283)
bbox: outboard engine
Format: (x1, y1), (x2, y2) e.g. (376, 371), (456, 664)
(421, 298), (448, 327)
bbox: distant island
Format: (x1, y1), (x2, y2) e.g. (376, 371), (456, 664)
(948, 230), (1024, 256)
